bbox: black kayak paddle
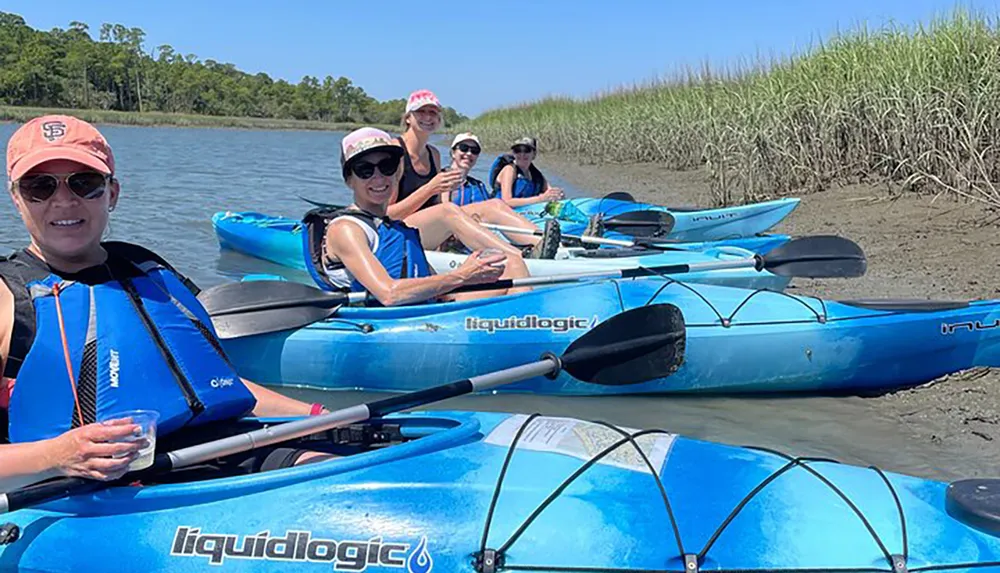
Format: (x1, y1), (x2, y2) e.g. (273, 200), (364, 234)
(0, 303), (685, 517)
(198, 235), (865, 339)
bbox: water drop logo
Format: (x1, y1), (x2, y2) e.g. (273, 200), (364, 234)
(407, 536), (433, 573)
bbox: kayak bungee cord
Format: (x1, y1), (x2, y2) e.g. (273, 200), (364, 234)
(633, 267), (828, 328)
(633, 266), (830, 327)
(473, 414), (1000, 573)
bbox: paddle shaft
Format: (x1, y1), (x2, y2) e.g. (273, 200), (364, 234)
(453, 256), (763, 291)
(482, 222), (636, 248)
(168, 358), (558, 466)
(0, 358), (561, 515)
(207, 255), (764, 318)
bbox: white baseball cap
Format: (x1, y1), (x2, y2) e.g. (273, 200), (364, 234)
(450, 132), (481, 149)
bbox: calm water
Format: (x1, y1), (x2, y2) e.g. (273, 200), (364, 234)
(0, 123), (980, 482)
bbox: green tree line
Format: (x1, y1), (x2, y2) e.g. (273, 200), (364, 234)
(0, 12), (468, 126)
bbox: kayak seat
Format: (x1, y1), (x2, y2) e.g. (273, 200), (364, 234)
(947, 479), (1000, 537)
(837, 299), (970, 312)
(147, 420), (411, 485)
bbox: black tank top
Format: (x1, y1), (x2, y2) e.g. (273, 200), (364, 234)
(396, 136), (441, 211)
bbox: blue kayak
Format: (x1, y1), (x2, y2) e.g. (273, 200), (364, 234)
(3, 409), (1000, 572)
(217, 276), (1000, 395)
(211, 211), (793, 291)
(517, 196), (801, 242)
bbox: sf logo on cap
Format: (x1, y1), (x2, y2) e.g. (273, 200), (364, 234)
(41, 121), (67, 142)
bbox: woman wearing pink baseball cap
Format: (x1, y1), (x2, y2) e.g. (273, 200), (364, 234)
(387, 89), (559, 259)
(302, 126), (532, 306)
(0, 116), (332, 490)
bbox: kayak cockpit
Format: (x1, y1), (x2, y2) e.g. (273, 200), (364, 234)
(837, 299), (971, 312)
(27, 412), (480, 516)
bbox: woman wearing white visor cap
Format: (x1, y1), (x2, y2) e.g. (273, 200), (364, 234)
(442, 132), (561, 258)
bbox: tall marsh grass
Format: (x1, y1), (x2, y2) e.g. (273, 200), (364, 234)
(462, 10), (1000, 207)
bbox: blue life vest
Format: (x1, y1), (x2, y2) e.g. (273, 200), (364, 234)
(449, 174), (494, 206)
(302, 206), (432, 295)
(488, 153), (546, 199)
(0, 243), (256, 444)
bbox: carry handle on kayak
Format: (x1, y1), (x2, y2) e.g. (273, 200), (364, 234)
(196, 234), (866, 340)
(0, 304), (686, 517)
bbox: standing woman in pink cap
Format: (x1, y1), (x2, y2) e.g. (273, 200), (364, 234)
(0, 116), (333, 491)
(388, 90), (560, 259)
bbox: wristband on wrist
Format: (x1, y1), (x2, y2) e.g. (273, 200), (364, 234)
(309, 403), (325, 416)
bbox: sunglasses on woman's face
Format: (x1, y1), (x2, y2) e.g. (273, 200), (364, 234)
(351, 156), (401, 179)
(513, 146), (534, 154)
(15, 172), (110, 203)
(455, 143), (481, 155)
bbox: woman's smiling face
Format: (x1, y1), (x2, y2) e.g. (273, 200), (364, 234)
(408, 106), (441, 133)
(10, 158), (118, 262)
(345, 151), (398, 206)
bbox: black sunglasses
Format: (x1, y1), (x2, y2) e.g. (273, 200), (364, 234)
(512, 145), (534, 154)
(455, 143), (481, 155)
(16, 172), (110, 203)
(351, 156), (400, 180)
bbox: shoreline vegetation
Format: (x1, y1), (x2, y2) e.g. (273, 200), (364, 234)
(460, 9), (1000, 209)
(0, 105), (394, 132)
(0, 12), (465, 133)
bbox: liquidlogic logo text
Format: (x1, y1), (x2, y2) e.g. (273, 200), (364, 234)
(465, 314), (599, 334)
(941, 318), (1000, 335)
(170, 527), (433, 572)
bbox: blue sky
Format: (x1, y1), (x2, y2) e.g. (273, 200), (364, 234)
(5, 0), (998, 116)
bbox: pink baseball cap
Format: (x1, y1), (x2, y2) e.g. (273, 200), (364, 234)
(340, 127), (404, 179)
(405, 89), (442, 114)
(7, 115), (115, 181)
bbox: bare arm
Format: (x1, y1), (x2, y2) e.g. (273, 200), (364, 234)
(241, 379), (323, 417)
(498, 165), (549, 207)
(0, 279), (10, 400)
(0, 420), (145, 492)
(326, 219), (502, 307)
(386, 146), (462, 219)
(0, 440), (63, 491)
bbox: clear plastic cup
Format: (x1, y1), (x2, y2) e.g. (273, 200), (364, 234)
(99, 409), (159, 471)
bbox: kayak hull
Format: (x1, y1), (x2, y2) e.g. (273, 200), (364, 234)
(517, 196), (801, 241)
(2, 410), (1000, 572)
(211, 211), (792, 291)
(218, 278), (1000, 395)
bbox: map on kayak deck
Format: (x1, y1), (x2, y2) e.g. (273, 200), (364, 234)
(484, 414), (676, 476)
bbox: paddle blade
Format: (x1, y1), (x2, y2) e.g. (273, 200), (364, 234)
(761, 235), (867, 278)
(212, 305), (340, 339)
(603, 211), (675, 238)
(198, 280), (336, 316)
(561, 304), (685, 385)
(197, 280), (350, 338)
(603, 191), (636, 202)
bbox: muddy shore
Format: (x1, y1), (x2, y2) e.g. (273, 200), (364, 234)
(538, 156), (1000, 479)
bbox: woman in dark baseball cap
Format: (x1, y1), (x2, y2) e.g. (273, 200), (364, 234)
(491, 136), (566, 208)
(443, 132), (561, 259)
